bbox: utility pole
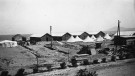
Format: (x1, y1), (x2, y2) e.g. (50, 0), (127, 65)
(50, 26), (53, 48)
(116, 20), (120, 52)
(116, 20), (120, 36)
(118, 20), (120, 36)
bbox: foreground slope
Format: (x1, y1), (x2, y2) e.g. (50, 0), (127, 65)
(0, 46), (36, 71)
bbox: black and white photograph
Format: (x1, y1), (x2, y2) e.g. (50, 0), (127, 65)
(0, 0), (135, 76)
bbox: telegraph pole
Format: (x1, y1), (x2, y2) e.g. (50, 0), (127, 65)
(118, 20), (120, 36)
(116, 20), (120, 52)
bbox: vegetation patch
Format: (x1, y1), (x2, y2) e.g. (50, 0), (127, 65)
(60, 62), (67, 69)
(76, 69), (98, 76)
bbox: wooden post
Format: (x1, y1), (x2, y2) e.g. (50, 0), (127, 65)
(36, 56), (38, 72)
(68, 50), (69, 62)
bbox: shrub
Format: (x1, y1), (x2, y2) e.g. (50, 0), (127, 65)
(93, 59), (99, 64)
(99, 48), (110, 54)
(46, 65), (52, 71)
(111, 56), (116, 62)
(125, 53), (134, 59)
(119, 55), (124, 60)
(76, 69), (98, 76)
(101, 58), (107, 63)
(76, 69), (86, 76)
(88, 71), (98, 76)
(125, 54), (130, 59)
(15, 68), (25, 76)
(83, 59), (89, 65)
(71, 58), (78, 67)
(0, 71), (9, 76)
(33, 68), (38, 73)
(60, 62), (67, 69)
(77, 46), (91, 55)
(33, 64), (38, 73)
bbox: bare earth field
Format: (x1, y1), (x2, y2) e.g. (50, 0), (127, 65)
(0, 41), (135, 76)
(0, 46), (36, 75)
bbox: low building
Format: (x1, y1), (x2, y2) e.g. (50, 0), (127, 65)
(12, 34), (26, 41)
(30, 34), (43, 42)
(30, 33), (52, 42)
(62, 32), (84, 41)
(12, 34), (31, 42)
(62, 31), (99, 41)
(41, 33), (52, 41)
(113, 31), (135, 46)
(113, 36), (135, 45)
(96, 31), (105, 38)
(80, 32), (90, 40)
(52, 36), (62, 41)
(51, 32), (65, 41)
(62, 32), (72, 41)
(30, 32), (66, 42)
(126, 39), (135, 45)
(122, 36), (135, 45)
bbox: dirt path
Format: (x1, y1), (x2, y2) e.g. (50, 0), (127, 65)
(27, 58), (135, 76)
(98, 61), (135, 76)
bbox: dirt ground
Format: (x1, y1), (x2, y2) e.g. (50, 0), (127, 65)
(27, 58), (135, 76)
(1, 41), (134, 76)
(98, 61), (135, 76)
(0, 46), (36, 75)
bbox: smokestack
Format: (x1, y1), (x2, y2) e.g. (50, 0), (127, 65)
(50, 26), (52, 35)
(50, 26), (53, 48)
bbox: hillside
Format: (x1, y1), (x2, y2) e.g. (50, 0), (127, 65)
(0, 35), (13, 41)
(106, 26), (135, 31)
(0, 46), (36, 75)
(104, 26), (135, 36)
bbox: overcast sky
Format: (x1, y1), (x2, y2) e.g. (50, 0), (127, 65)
(0, 0), (135, 35)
